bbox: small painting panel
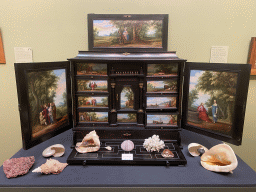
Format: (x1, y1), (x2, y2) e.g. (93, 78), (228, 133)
(77, 80), (108, 92)
(120, 86), (134, 109)
(27, 69), (68, 139)
(147, 80), (177, 93)
(79, 112), (108, 123)
(78, 96), (108, 108)
(187, 70), (238, 136)
(147, 64), (178, 76)
(117, 113), (137, 123)
(77, 63), (107, 75)
(146, 97), (176, 109)
(147, 114), (177, 126)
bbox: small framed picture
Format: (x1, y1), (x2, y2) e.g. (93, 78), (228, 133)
(14, 61), (73, 149)
(182, 62), (251, 145)
(88, 14), (168, 52)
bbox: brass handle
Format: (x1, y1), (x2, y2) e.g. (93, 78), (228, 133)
(116, 94), (118, 101)
(123, 133), (131, 137)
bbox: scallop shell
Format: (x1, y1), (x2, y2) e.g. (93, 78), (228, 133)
(200, 143), (238, 173)
(42, 144), (65, 158)
(121, 140), (134, 151)
(188, 143), (208, 157)
(76, 130), (100, 153)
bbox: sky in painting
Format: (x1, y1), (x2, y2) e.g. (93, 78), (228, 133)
(86, 80), (108, 88)
(147, 97), (173, 105)
(53, 69), (66, 107)
(81, 97), (107, 103)
(147, 81), (166, 88)
(189, 70), (210, 107)
(93, 20), (118, 36)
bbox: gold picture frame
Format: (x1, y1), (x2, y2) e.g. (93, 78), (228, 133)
(0, 29), (6, 64)
(248, 37), (256, 75)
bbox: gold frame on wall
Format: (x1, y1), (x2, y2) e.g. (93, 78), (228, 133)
(0, 29), (6, 64)
(248, 37), (256, 75)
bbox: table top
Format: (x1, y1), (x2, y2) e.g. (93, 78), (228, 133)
(1, 129), (256, 188)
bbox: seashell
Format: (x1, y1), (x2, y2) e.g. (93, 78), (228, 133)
(76, 130), (100, 153)
(161, 149), (174, 158)
(32, 159), (68, 175)
(121, 140), (134, 151)
(42, 144), (65, 158)
(105, 146), (112, 151)
(200, 143), (238, 173)
(188, 143), (208, 157)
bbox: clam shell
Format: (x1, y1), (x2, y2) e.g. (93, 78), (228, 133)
(188, 143), (208, 157)
(200, 143), (238, 173)
(121, 140), (134, 151)
(161, 149), (174, 158)
(42, 144), (65, 158)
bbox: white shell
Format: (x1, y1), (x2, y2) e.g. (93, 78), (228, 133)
(200, 143), (238, 173)
(121, 140), (134, 151)
(42, 144), (65, 158)
(188, 143), (208, 157)
(32, 167), (42, 173)
(105, 146), (112, 151)
(76, 130), (100, 153)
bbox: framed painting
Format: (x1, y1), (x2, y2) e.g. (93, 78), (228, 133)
(76, 63), (107, 76)
(147, 63), (178, 77)
(88, 14), (168, 52)
(117, 113), (137, 123)
(146, 113), (178, 128)
(77, 96), (108, 108)
(78, 112), (108, 123)
(247, 37), (256, 75)
(147, 80), (177, 93)
(182, 62), (251, 145)
(14, 61), (73, 149)
(146, 96), (177, 110)
(77, 80), (108, 92)
(0, 29), (5, 64)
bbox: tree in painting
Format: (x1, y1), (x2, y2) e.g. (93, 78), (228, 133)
(93, 20), (162, 48)
(27, 69), (68, 138)
(187, 70), (238, 135)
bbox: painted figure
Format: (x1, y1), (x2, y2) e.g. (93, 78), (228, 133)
(123, 28), (129, 41)
(197, 103), (211, 123)
(210, 100), (218, 123)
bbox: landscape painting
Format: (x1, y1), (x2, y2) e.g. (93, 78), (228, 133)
(78, 96), (108, 108)
(77, 63), (107, 76)
(147, 97), (176, 109)
(147, 80), (177, 93)
(79, 112), (108, 123)
(93, 20), (163, 48)
(147, 64), (178, 76)
(120, 86), (134, 109)
(77, 80), (108, 92)
(147, 114), (177, 126)
(117, 113), (137, 123)
(187, 70), (238, 136)
(27, 69), (68, 139)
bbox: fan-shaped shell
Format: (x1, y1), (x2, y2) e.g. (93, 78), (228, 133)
(200, 143), (238, 173)
(188, 143), (208, 157)
(121, 140), (134, 151)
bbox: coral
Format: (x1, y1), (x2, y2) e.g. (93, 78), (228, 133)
(143, 135), (165, 152)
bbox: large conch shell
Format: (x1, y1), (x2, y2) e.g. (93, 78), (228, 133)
(75, 130), (100, 153)
(32, 159), (68, 175)
(200, 143), (238, 173)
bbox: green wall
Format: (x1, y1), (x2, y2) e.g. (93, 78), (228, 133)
(0, 0), (256, 173)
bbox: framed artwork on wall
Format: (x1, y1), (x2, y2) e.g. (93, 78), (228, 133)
(248, 37), (256, 75)
(87, 14), (168, 52)
(0, 29), (6, 64)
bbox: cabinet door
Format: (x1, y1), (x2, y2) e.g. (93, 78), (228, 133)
(14, 61), (73, 149)
(181, 62), (251, 145)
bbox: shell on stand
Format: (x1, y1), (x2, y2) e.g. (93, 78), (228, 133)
(42, 144), (65, 158)
(200, 143), (238, 173)
(121, 140), (134, 151)
(188, 143), (208, 157)
(76, 130), (100, 153)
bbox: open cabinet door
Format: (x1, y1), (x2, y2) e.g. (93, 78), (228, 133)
(181, 62), (251, 145)
(15, 61), (73, 149)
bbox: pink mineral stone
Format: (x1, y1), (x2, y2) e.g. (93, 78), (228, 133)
(121, 140), (134, 151)
(3, 156), (35, 179)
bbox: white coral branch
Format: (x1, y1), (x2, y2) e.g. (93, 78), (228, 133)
(143, 135), (165, 152)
